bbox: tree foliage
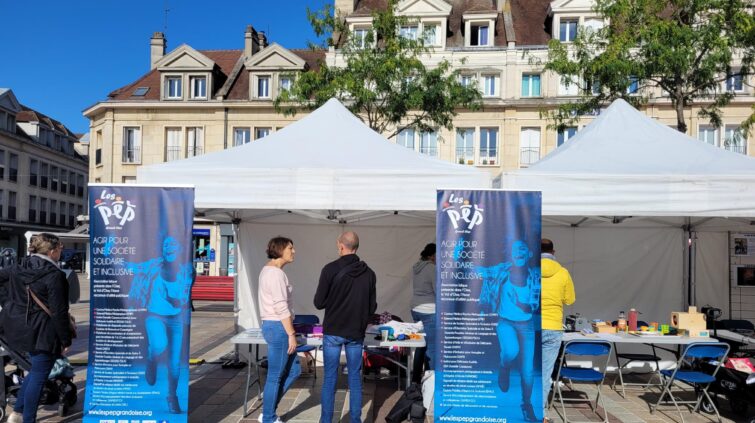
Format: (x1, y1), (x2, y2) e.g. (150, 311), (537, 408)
(540, 0), (754, 133)
(274, 1), (482, 139)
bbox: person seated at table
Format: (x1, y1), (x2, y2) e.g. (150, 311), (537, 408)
(258, 236), (301, 423)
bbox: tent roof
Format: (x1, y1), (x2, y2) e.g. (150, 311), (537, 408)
(138, 98), (489, 213)
(499, 99), (755, 217)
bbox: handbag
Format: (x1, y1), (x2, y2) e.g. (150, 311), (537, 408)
(27, 287), (77, 338)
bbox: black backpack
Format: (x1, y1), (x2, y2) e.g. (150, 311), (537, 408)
(385, 382), (426, 423)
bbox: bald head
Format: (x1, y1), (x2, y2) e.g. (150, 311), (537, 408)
(337, 231), (360, 255)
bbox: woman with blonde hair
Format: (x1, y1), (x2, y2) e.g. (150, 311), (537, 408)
(0, 233), (73, 423)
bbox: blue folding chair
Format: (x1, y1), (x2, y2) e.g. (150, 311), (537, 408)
(610, 320), (663, 397)
(651, 342), (729, 423)
(551, 340), (613, 423)
(293, 314), (320, 383)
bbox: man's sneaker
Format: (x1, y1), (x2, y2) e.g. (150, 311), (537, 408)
(257, 414), (285, 423)
(7, 412), (23, 423)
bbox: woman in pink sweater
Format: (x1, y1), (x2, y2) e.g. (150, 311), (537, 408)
(258, 236), (301, 423)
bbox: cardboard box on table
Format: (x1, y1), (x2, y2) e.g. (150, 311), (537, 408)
(671, 306), (710, 337)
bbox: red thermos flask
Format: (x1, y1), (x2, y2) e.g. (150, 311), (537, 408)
(628, 308), (638, 332)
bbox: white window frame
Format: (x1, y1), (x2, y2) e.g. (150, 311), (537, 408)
(255, 127), (271, 140)
(726, 72), (744, 93)
(698, 125), (718, 147)
(559, 18), (579, 42)
(558, 77), (580, 96)
(519, 127), (541, 167)
(122, 126), (142, 164)
(470, 23), (490, 46)
(257, 75), (271, 99)
(190, 75), (207, 99)
(399, 24), (419, 40)
(723, 125), (747, 154)
(165, 127), (183, 161)
(521, 73), (542, 98)
(482, 74), (498, 97)
(187, 127), (204, 157)
(279, 75), (293, 93)
(422, 22), (441, 47)
(460, 74), (474, 88)
(233, 127), (251, 146)
(557, 126), (578, 146)
(478, 127), (498, 166)
(397, 128), (416, 150)
(456, 128), (475, 165)
(352, 26), (370, 49)
(419, 130), (438, 157)
(164, 75), (183, 100)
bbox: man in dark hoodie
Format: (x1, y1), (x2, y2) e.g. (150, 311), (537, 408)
(314, 231), (377, 423)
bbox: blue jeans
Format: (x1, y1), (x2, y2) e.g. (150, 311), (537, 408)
(262, 320), (301, 423)
(541, 330), (563, 412)
(411, 310), (435, 370)
(14, 351), (56, 423)
(321, 335), (363, 423)
(497, 319), (535, 405)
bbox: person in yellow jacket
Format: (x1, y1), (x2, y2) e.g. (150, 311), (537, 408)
(540, 239), (575, 423)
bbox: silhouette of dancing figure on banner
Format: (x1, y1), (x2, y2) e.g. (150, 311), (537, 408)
(127, 236), (193, 414)
(478, 240), (541, 422)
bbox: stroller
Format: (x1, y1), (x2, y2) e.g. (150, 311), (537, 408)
(0, 336), (77, 419)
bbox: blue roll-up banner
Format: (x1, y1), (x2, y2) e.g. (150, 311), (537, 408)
(84, 185), (195, 423)
(435, 190), (542, 422)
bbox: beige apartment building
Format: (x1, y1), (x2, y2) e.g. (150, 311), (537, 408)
(0, 89), (89, 253)
(83, 0), (753, 275)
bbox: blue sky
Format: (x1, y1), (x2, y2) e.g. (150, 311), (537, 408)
(0, 0), (331, 134)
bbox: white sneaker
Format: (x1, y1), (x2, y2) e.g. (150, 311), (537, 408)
(257, 414), (285, 423)
(7, 412), (23, 423)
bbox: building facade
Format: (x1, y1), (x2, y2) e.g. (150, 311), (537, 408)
(83, 0), (753, 275)
(0, 89), (89, 254)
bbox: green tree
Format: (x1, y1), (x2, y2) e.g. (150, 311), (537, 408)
(540, 0), (754, 134)
(274, 1), (482, 139)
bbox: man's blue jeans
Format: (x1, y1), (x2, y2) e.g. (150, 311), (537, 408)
(261, 320), (301, 423)
(14, 350), (56, 423)
(541, 330), (563, 413)
(321, 335), (363, 423)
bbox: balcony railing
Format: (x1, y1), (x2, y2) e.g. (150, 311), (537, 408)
(519, 147), (541, 167)
(724, 143), (747, 155)
(122, 147), (141, 163)
(166, 146), (182, 162)
(419, 146), (438, 157)
(188, 146), (204, 157)
(455, 147), (476, 165)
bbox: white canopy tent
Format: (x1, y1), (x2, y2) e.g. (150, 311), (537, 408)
(498, 99), (755, 323)
(139, 98), (490, 329)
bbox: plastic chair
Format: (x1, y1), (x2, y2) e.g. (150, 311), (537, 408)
(609, 320), (663, 397)
(551, 340), (612, 423)
(651, 342), (729, 423)
(293, 314), (320, 382)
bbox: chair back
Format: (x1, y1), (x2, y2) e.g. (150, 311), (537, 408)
(293, 314), (320, 325)
(564, 341), (612, 357)
(682, 342), (728, 361)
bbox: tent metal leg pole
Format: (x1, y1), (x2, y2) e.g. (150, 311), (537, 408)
(233, 217), (241, 363)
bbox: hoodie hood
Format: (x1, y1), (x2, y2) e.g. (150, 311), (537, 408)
(15, 256), (60, 285)
(413, 260), (432, 274)
(541, 257), (564, 278)
(345, 259), (370, 278)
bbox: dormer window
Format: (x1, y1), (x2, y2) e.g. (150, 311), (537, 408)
(559, 18), (579, 42)
(279, 75), (293, 93)
(258, 76), (271, 98)
(165, 76), (182, 99)
(471, 24), (489, 46)
(190, 76), (207, 99)
(423, 23), (441, 47)
(400, 25), (419, 40)
(353, 27), (370, 49)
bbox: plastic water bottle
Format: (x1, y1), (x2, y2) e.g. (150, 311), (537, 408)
(617, 311), (627, 332)
(628, 308), (638, 332)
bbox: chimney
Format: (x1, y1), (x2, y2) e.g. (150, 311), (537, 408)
(334, 0), (357, 17)
(257, 31), (268, 50)
(150, 32), (166, 70)
(244, 25), (257, 57)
